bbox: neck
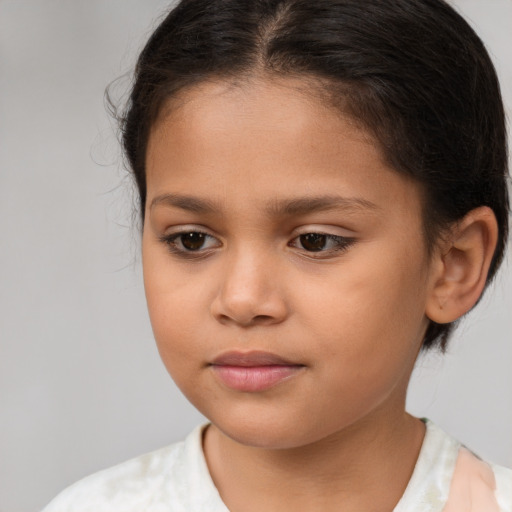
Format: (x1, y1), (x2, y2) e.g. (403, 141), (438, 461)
(203, 408), (426, 512)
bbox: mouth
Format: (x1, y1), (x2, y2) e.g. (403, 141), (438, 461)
(209, 350), (305, 392)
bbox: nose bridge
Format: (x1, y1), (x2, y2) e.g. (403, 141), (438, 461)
(212, 240), (287, 326)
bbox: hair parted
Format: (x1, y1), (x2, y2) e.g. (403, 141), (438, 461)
(117, 0), (509, 351)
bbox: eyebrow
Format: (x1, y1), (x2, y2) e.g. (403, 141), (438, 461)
(150, 193), (220, 214)
(264, 196), (380, 216)
(150, 193), (380, 216)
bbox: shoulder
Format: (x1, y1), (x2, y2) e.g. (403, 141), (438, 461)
(42, 424), (225, 512)
(446, 446), (512, 512)
(491, 461), (512, 512)
(42, 440), (186, 512)
(395, 420), (512, 512)
(428, 422), (512, 512)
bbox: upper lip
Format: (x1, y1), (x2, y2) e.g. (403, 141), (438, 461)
(211, 350), (302, 367)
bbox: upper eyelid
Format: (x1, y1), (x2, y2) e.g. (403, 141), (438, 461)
(291, 222), (356, 246)
(159, 226), (355, 243)
(162, 224), (214, 234)
(291, 229), (350, 238)
(160, 227), (353, 239)
(163, 230), (220, 243)
(159, 231), (221, 258)
(160, 225), (220, 241)
(167, 232), (354, 250)
(158, 229), (356, 261)
(289, 233), (355, 247)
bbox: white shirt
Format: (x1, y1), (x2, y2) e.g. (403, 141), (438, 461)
(43, 420), (512, 512)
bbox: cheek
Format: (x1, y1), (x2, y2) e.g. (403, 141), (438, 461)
(142, 243), (208, 373)
(297, 272), (426, 424)
(296, 244), (429, 367)
(145, 284), (210, 401)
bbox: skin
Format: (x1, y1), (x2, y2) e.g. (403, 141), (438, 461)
(142, 78), (498, 512)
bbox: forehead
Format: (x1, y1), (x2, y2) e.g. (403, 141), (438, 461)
(145, 78), (423, 221)
(148, 77), (377, 170)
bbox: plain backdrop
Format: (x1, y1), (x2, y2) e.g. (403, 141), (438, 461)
(0, 1), (511, 511)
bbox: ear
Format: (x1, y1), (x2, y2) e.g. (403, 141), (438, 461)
(426, 206), (498, 324)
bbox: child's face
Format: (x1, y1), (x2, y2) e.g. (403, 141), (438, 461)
(143, 79), (435, 449)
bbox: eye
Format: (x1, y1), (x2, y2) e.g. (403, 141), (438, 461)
(289, 232), (355, 256)
(160, 230), (220, 256)
(177, 232), (209, 251)
(299, 233), (329, 252)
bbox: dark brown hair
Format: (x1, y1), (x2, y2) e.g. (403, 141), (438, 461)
(118, 0), (509, 350)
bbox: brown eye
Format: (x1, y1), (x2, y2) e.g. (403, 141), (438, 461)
(289, 232), (356, 257)
(180, 232), (206, 250)
(160, 230), (221, 258)
(299, 233), (327, 252)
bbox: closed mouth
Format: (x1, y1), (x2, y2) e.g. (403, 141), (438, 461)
(210, 350), (303, 367)
(209, 350), (305, 392)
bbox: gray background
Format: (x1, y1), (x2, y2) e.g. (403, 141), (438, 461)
(0, 1), (510, 511)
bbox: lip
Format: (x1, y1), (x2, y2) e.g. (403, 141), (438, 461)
(210, 351), (305, 392)
(211, 350), (298, 367)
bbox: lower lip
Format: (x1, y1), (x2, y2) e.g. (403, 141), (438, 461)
(211, 365), (303, 392)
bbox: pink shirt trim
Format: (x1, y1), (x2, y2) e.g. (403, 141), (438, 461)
(443, 447), (501, 511)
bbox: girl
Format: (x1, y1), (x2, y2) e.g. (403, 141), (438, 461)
(43, 0), (511, 510)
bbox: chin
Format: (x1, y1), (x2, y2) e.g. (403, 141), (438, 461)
(219, 424), (305, 450)
(208, 410), (334, 451)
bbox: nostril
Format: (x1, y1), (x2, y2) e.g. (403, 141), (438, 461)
(210, 281), (289, 327)
(216, 313), (277, 327)
(252, 314), (275, 325)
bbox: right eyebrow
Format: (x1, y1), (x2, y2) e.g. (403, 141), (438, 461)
(149, 194), (221, 214)
(264, 195), (380, 216)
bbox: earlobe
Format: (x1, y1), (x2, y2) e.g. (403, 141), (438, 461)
(426, 207), (498, 324)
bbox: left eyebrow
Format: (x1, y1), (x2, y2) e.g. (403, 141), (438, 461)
(264, 195), (381, 217)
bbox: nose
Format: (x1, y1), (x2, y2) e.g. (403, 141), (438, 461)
(210, 247), (289, 328)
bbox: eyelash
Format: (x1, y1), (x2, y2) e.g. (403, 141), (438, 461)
(159, 230), (219, 259)
(288, 233), (356, 258)
(159, 230), (356, 259)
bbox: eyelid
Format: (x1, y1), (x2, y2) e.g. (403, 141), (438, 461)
(156, 225), (356, 259)
(158, 226), (222, 258)
(290, 224), (356, 237)
(160, 223), (215, 234)
(287, 227), (357, 258)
